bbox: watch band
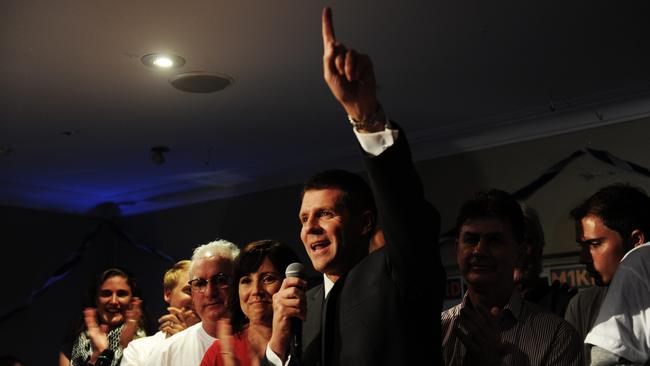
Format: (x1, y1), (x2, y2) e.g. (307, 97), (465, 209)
(348, 104), (387, 131)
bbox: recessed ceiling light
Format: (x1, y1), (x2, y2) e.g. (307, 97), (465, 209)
(141, 53), (185, 69)
(153, 57), (174, 68)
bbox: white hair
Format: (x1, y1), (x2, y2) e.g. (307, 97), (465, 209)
(189, 239), (240, 277)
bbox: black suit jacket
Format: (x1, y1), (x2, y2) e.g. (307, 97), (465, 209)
(301, 125), (445, 366)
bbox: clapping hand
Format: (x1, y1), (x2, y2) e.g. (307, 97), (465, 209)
(455, 303), (505, 366)
(120, 296), (142, 348)
(83, 308), (109, 364)
(216, 318), (239, 366)
(159, 306), (200, 337)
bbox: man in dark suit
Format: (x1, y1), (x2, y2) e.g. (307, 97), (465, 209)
(266, 7), (444, 366)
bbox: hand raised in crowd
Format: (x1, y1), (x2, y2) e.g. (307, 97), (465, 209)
(120, 296), (143, 348)
(83, 308), (109, 363)
(268, 276), (307, 361)
(321, 7), (380, 124)
(216, 317), (239, 366)
(159, 306), (200, 337)
(455, 303), (505, 366)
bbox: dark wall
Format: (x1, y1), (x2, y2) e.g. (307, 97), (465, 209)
(0, 205), (172, 364)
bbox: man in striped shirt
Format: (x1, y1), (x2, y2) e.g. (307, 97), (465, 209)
(441, 189), (582, 365)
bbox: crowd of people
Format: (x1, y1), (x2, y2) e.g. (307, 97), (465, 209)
(8, 6), (649, 366)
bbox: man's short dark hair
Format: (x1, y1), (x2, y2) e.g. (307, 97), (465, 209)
(302, 169), (377, 218)
(455, 189), (525, 243)
(570, 183), (650, 241)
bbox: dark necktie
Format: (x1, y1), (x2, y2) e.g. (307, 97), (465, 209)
(321, 277), (345, 366)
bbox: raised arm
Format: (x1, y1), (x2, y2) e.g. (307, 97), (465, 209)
(321, 7), (442, 306)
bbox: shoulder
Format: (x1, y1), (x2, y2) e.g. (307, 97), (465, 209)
(127, 331), (166, 350)
(145, 325), (201, 366)
(522, 300), (580, 338)
(441, 303), (461, 322)
(623, 242), (650, 260)
(161, 323), (200, 349)
(122, 332), (164, 365)
(441, 303), (462, 338)
(618, 243), (650, 274)
(568, 286), (607, 307)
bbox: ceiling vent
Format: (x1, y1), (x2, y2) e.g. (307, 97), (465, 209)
(170, 72), (233, 93)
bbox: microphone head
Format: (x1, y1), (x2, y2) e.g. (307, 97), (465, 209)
(285, 262), (305, 279)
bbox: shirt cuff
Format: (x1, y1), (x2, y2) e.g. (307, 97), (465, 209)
(265, 344), (291, 366)
(354, 126), (399, 157)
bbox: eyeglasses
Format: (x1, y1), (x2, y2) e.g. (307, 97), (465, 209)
(188, 273), (230, 293)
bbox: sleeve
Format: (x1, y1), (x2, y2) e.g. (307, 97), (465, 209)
(264, 344), (291, 366)
(353, 127), (398, 156)
(585, 254), (650, 364)
(590, 346), (635, 366)
(360, 123), (445, 364)
(361, 123), (444, 302)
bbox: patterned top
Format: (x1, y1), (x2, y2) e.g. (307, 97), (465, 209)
(441, 291), (582, 366)
(70, 324), (146, 366)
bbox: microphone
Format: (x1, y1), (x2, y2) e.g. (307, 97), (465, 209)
(285, 262), (305, 364)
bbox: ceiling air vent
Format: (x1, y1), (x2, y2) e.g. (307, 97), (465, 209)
(170, 72), (233, 93)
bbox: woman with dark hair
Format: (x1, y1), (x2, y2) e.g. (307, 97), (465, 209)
(59, 268), (147, 366)
(200, 240), (301, 366)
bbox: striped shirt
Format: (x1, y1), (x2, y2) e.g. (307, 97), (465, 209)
(441, 291), (583, 366)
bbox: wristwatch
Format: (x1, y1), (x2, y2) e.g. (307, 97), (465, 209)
(95, 349), (114, 366)
(348, 104), (388, 131)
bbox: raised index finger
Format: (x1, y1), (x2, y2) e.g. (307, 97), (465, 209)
(322, 7), (336, 52)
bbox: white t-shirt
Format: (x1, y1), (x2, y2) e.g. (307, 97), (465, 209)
(144, 322), (216, 366)
(120, 331), (166, 366)
(585, 242), (650, 364)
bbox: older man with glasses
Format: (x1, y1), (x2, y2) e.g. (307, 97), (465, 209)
(144, 239), (239, 366)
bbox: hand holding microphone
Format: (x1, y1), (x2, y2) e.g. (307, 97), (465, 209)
(285, 263), (305, 364)
(269, 262), (307, 362)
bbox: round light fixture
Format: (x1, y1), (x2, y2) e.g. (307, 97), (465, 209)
(141, 53), (185, 69)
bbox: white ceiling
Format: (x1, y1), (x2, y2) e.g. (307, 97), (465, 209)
(2, 0), (650, 216)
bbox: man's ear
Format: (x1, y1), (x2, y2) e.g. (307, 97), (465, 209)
(360, 210), (375, 236)
(163, 288), (172, 304)
(630, 229), (646, 248)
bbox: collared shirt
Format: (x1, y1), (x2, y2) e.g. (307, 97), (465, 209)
(323, 273), (335, 298)
(441, 291), (582, 366)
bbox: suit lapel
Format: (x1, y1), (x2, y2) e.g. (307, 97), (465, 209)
(303, 285), (324, 366)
